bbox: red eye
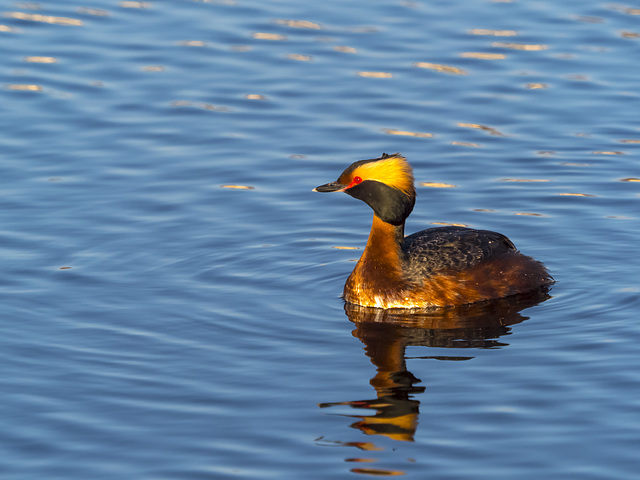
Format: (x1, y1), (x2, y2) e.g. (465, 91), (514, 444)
(346, 176), (363, 189)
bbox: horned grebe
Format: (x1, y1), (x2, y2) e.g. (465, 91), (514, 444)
(314, 153), (552, 308)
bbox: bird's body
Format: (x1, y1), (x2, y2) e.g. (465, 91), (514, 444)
(315, 153), (552, 309)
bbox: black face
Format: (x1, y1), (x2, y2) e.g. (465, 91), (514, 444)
(346, 180), (415, 226)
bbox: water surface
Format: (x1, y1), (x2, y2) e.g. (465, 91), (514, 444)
(1, 0), (640, 478)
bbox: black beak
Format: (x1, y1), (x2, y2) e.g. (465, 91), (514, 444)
(313, 181), (345, 193)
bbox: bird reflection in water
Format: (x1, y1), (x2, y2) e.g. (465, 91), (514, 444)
(317, 288), (550, 475)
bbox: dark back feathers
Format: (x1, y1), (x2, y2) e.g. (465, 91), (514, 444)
(401, 226), (517, 280)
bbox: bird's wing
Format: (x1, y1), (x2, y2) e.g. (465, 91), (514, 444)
(401, 226), (517, 279)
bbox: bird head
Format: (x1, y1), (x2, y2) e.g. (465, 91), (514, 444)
(314, 153), (416, 226)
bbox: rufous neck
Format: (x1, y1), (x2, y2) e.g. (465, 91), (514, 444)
(360, 215), (405, 269)
(369, 214), (404, 246)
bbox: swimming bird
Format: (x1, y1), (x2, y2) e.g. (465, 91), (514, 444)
(314, 153), (552, 308)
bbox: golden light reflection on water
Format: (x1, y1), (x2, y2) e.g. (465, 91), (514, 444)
(219, 184), (254, 190)
(357, 72), (393, 78)
(76, 7), (109, 16)
(119, 1), (151, 8)
(334, 46), (358, 53)
(526, 83), (548, 89)
(351, 467), (405, 476)
(274, 19), (322, 29)
(491, 42), (548, 51)
(4, 12), (83, 26)
(24, 56), (57, 63)
(459, 52), (506, 60)
(252, 32), (287, 40)
(178, 40), (207, 47)
(501, 178), (550, 182)
(286, 53), (313, 61)
(457, 123), (505, 136)
(419, 182), (456, 188)
(413, 62), (467, 75)
(468, 29), (517, 36)
(383, 129), (433, 138)
(141, 65), (164, 71)
(345, 458), (377, 463)
(557, 192), (596, 197)
(451, 141), (481, 148)
(6, 84), (42, 91)
(620, 178), (640, 182)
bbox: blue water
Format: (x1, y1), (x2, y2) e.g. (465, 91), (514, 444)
(2, 0), (640, 478)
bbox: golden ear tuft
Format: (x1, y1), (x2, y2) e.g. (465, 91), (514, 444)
(349, 154), (415, 196)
